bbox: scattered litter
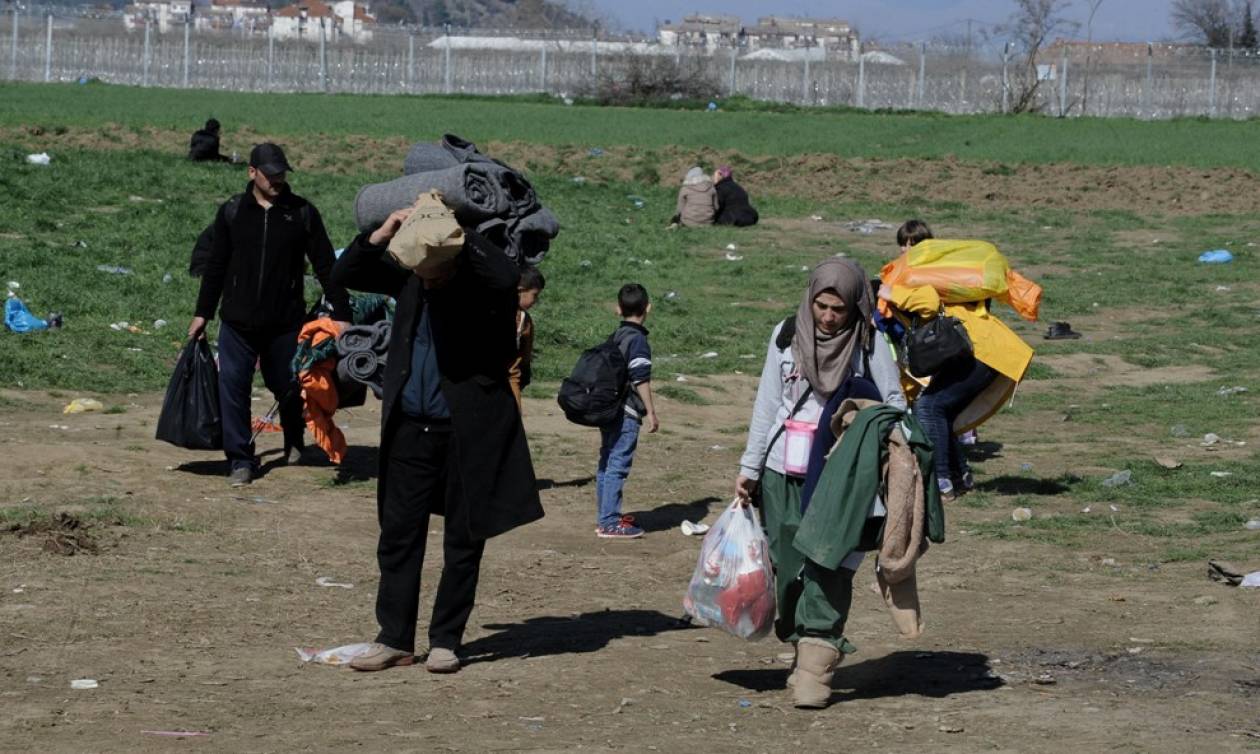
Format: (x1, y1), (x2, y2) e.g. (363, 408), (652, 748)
(1109, 504), (1120, 512)
(700, 351), (719, 359)
(1215, 285), (1232, 292)
(1101, 558), (1118, 566)
(295, 643), (376, 666)
(1242, 572), (1260, 589)
(1192, 595), (1217, 606)
(725, 243), (738, 251)
(1245, 519), (1260, 531)
(724, 252), (743, 261)
(707, 101), (718, 111)
(73, 239), (88, 248)
(1127, 646), (1144, 655)
(1197, 249), (1233, 264)
(141, 731), (211, 738)
(1044, 321), (1082, 340)
(1210, 471), (1233, 478)
(231, 495), (273, 505)
(737, 699), (752, 708)
(26, 152), (50, 165)
(1201, 433), (1221, 446)
(578, 260), (591, 268)
(108, 321), (147, 334)
(588, 147), (604, 157)
(571, 176), (587, 185)
(70, 679), (98, 690)
(680, 520), (710, 536)
(613, 697), (634, 714)
(709, 444), (724, 450)
(63, 398), (104, 414)
(1033, 673), (1056, 685)
(809, 214), (823, 221)
(1081, 506), (1091, 513)
(1153, 456), (1182, 470)
(674, 375), (688, 382)
(1101, 470), (1133, 488)
(162, 273), (174, 284)
(1011, 507), (1032, 522)
(664, 291), (679, 301)
(315, 576), (354, 589)
(938, 724), (965, 733)
(844, 219), (893, 234)
(1019, 462), (1033, 472)
(626, 195), (645, 209)
(1216, 386), (1248, 397)
(95, 264), (133, 276)
(153, 319), (167, 330)
(1208, 560), (1246, 585)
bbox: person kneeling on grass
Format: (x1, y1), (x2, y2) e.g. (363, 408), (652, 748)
(331, 208), (544, 673)
(734, 258), (907, 709)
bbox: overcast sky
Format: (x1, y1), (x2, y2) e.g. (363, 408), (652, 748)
(591, 1), (1179, 44)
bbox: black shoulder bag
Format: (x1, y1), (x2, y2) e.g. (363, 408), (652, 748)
(905, 308), (973, 378)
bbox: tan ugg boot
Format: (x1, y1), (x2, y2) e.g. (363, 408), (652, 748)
(792, 638), (840, 709)
(785, 644), (798, 688)
(876, 568), (923, 639)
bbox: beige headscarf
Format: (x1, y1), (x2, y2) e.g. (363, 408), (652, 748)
(791, 258), (874, 399)
(683, 166), (707, 185)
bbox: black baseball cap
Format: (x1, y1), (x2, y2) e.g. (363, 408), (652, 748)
(249, 143), (293, 175)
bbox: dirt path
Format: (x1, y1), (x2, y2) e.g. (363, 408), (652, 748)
(1, 387), (1257, 752)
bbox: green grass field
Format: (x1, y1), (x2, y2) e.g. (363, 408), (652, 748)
(1, 82), (1256, 561)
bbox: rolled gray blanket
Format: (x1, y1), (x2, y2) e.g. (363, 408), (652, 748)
(336, 357), (384, 399)
(478, 207), (559, 265)
(370, 321), (392, 353)
(343, 350), (380, 382)
(355, 163), (536, 231)
(403, 143), (459, 175)
(337, 325), (377, 356)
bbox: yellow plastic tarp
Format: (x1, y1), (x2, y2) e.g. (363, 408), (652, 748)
(880, 239), (1041, 321)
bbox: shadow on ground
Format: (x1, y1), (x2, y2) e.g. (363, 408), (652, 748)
(536, 476), (595, 491)
(463, 609), (694, 664)
(713, 650), (1003, 701)
(628, 496), (723, 533)
(978, 475), (1073, 496)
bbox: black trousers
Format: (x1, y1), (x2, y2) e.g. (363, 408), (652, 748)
(374, 416), (485, 654)
(217, 322), (304, 471)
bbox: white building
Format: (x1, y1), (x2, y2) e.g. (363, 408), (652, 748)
(123, 0), (192, 33)
(271, 0), (375, 43)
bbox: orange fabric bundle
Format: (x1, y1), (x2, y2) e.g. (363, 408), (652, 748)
(295, 320), (347, 465)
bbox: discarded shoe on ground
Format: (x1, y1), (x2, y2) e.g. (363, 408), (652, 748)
(1043, 321), (1082, 340)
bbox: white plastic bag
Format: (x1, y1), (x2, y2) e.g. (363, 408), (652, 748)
(683, 500), (776, 640)
(294, 642), (376, 666)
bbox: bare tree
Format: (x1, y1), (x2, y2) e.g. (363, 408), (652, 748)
(1171, 0), (1239, 47)
(1000, 0), (1080, 113)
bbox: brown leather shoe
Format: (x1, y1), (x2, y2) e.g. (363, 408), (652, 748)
(349, 643), (414, 672)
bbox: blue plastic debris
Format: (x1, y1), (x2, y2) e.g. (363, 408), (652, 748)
(1198, 249), (1234, 264)
(4, 297), (49, 333)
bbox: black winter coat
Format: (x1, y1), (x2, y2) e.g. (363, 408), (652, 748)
(332, 230), (544, 541)
(194, 184), (351, 333)
(188, 129), (228, 162)
(715, 178), (759, 227)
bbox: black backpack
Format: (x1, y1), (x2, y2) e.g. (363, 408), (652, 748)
(557, 327), (636, 427)
(189, 194), (311, 277)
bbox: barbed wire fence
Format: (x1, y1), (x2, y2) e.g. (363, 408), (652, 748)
(6, 5), (1260, 119)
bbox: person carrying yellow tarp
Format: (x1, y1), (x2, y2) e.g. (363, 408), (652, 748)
(877, 220), (1040, 501)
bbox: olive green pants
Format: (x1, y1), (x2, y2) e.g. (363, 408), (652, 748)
(760, 470), (856, 653)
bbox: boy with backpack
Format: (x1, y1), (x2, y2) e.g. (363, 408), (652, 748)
(594, 284), (658, 538)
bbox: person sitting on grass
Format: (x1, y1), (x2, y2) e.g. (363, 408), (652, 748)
(594, 283), (659, 540)
(713, 165), (759, 227)
(188, 118), (232, 163)
(508, 265), (544, 411)
(669, 167), (718, 228)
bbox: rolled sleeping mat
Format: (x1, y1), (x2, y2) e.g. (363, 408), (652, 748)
(402, 133), (495, 174)
(476, 206), (560, 265)
(336, 326), (377, 357)
(354, 163), (539, 232)
(370, 320), (392, 353)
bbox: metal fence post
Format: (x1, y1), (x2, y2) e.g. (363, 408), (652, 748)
(182, 18), (190, 88)
(539, 43), (546, 92)
(1001, 42), (1010, 113)
(9, 5), (18, 81)
(443, 24), (451, 94)
(142, 19), (151, 86)
(406, 32), (413, 92)
(266, 22), (274, 90)
(1058, 47), (1067, 116)
(917, 42), (926, 107)
(42, 12), (50, 82)
(1209, 47), (1217, 117)
(590, 30), (596, 78)
(1143, 42), (1153, 116)
(728, 44), (736, 96)
(318, 17), (327, 92)
(802, 54), (810, 104)
(856, 44), (865, 108)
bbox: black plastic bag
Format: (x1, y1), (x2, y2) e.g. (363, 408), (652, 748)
(155, 339), (223, 450)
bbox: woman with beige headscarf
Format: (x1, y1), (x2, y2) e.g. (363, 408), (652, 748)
(672, 166), (718, 227)
(734, 258), (906, 708)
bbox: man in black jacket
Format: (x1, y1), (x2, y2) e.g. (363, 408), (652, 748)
(188, 118), (231, 163)
(187, 143), (352, 486)
(331, 209), (543, 673)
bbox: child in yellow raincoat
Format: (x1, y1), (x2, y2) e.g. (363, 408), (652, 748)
(878, 220), (1035, 501)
